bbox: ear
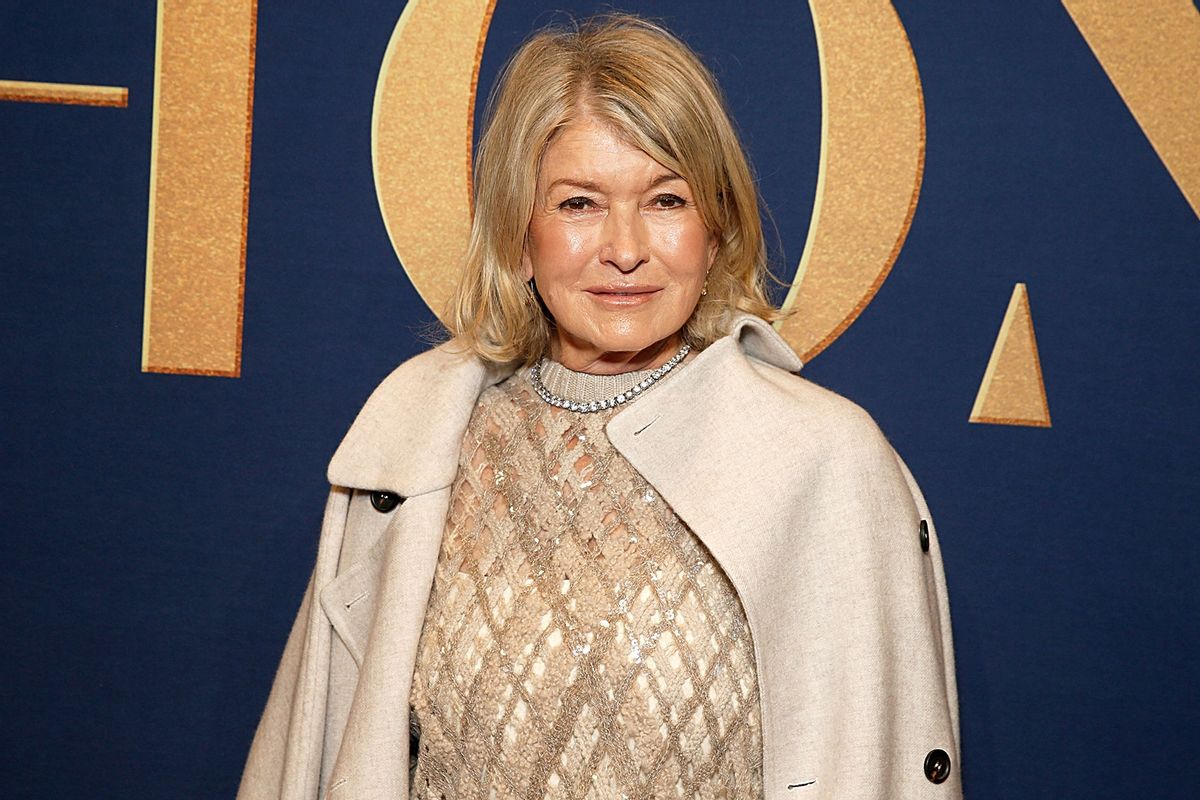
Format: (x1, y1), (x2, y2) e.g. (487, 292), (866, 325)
(706, 231), (719, 271)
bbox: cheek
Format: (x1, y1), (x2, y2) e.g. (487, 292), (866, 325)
(529, 220), (591, 280)
(527, 222), (588, 325)
(661, 221), (715, 283)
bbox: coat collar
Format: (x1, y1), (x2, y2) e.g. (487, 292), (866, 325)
(326, 313), (803, 497)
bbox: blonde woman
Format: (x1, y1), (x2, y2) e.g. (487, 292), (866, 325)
(239, 14), (960, 800)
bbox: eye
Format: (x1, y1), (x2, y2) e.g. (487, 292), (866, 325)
(559, 196), (595, 212)
(652, 193), (687, 209)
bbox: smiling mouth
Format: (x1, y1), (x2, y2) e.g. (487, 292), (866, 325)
(584, 287), (662, 305)
(585, 286), (662, 296)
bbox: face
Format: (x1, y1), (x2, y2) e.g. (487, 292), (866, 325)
(522, 115), (717, 374)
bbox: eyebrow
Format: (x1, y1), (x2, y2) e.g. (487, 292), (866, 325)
(545, 172), (684, 194)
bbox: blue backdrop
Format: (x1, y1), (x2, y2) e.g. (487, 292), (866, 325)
(1, 1), (1197, 797)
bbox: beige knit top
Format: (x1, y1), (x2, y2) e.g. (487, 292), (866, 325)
(408, 359), (763, 799)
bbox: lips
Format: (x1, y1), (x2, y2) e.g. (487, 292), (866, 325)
(584, 284), (662, 295)
(583, 284), (663, 307)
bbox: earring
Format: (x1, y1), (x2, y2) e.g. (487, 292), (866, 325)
(701, 277), (708, 297)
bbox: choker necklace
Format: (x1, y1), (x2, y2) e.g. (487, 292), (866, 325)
(529, 344), (691, 413)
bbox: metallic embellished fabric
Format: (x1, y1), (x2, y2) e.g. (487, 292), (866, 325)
(408, 369), (764, 799)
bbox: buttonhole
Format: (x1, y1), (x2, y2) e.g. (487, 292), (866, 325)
(344, 591), (368, 610)
(633, 415), (661, 436)
(787, 779), (817, 789)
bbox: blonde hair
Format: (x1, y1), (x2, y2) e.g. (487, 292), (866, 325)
(447, 12), (783, 366)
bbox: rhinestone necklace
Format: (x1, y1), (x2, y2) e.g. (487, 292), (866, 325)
(529, 343), (691, 413)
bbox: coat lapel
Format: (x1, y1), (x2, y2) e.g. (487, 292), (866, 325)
(321, 344), (511, 797)
(605, 315), (812, 597)
(602, 321), (816, 792)
(326, 343), (509, 496)
(322, 488), (453, 798)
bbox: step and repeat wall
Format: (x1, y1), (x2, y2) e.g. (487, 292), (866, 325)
(2, 1), (1197, 797)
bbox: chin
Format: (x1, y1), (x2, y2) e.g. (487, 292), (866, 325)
(589, 326), (675, 355)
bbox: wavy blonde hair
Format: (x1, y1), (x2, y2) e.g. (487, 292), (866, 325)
(447, 12), (782, 366)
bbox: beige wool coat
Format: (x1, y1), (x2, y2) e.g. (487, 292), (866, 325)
(237, 313), (962, 800)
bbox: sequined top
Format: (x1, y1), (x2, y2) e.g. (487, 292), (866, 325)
(408, 361), (763, 799)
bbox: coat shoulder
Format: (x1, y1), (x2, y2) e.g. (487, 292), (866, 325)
(707, 312), (890, 452)
(742, 353), (895, 458)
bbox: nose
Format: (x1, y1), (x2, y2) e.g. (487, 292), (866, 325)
(600, 203), (649, 273)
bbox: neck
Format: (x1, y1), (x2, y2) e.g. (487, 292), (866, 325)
(549, 331), (683, 376)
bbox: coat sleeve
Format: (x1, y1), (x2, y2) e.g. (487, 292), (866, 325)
(890, 447), (961, 756)
(237, 488), (353, 800)
(787, 421), (962, 799)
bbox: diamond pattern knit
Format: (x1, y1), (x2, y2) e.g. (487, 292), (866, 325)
(408, 370), (763, 799)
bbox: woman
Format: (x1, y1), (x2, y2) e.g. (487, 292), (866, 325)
(239, 14), (960, 800)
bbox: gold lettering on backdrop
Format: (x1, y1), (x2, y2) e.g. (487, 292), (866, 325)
(373, 0), (496, 320)
(375, 1), (924, 363)
(142, 0), (258, 377)
(775, 1), (926, 362)
(970, 283), (1051, 428)
(0, 80), (128, 107)
(1062, 1), (1200, 219)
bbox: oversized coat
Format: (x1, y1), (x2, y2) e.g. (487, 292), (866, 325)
(237, 313), (962, 800)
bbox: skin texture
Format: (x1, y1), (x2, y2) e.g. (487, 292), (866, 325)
(522, 115), (717, 375)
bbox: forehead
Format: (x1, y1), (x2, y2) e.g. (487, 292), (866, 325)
(538, 116), (677, 187)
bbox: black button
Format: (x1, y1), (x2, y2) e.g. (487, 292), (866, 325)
(919, 519), (930, 552)
(924, 748), (951, 783)
(369, 491), (403, 513)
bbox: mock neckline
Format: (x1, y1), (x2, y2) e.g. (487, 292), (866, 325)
(535, 352), (695, 405)
(536, 360), (658, 404)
